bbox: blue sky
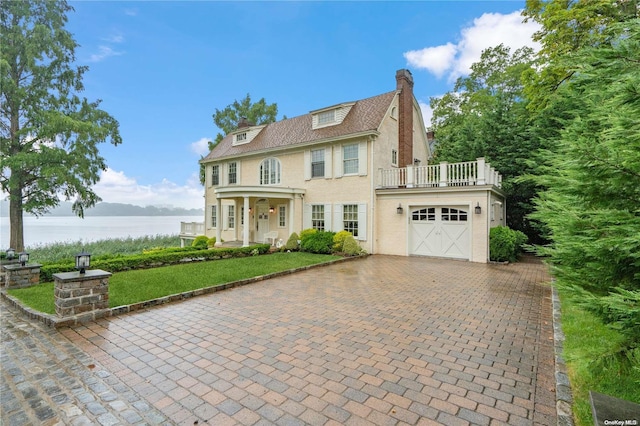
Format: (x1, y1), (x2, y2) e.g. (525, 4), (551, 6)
(64, 1), (540, 210)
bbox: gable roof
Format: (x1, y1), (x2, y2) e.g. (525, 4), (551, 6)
(203, 90), (397, 162)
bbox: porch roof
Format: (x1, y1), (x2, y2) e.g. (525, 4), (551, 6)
(214, 186), (305, 199)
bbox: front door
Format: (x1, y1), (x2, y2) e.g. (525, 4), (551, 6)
(256, 204), (270, 243)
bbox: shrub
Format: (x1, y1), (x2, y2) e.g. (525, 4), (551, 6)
(207, 237), (217, 248)
(299, 228), (317, 244)
(333, 231), (352, 252)
(300, 231), (335, 254)
(192, 235), (209, 249)
(342, 235), (362, 256)
(490, 226), (527, 262)
(285, 232), (300, 251)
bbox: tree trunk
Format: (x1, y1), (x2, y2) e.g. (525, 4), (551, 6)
(9, 186), (24, 252)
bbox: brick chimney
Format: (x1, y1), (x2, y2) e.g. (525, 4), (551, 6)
(396, 69), (414, 167)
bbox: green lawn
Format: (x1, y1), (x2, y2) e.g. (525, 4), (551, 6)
(8, 252), (340, 315)
(558, 288), (640, 425)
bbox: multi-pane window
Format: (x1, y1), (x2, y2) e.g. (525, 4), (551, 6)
(211, 165), (220, 186)
(392, 149), (398, 166)
(228, 205), (235, 229)
(260, 158), (281, 185)
(228, 162), (237, 185)
(318, 110), (335, 125)
(343, 204), (358, 237)
(278, 205), (286, 227)
(343, 144), (359, 175)
(441, 208), (467, 222)
(311, 205), (325, 231)
(211, 205), (217, 228)
(412, 208), (435, 222)
(236, 132), (247, 142)
(311, 149), (325, 178)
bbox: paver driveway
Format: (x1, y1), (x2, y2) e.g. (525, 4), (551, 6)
(60, 255), (555, 425)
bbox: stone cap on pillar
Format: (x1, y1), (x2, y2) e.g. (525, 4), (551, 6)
(3, 263), (42, 271)
(53, 269), (112, 282)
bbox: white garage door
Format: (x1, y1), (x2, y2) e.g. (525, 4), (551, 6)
(409, 206), (470, 260)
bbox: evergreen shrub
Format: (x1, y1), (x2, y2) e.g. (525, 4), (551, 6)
(207, 237), (217, 248)
(490, 226), (527, 262)
(300, 231), (335, 254)
(299, 228), (317, 244)
(285, 232), (300, 251)
(342, 235), (362, 256)
(192, 235), (209, 249)
(333, 231), (352, 252)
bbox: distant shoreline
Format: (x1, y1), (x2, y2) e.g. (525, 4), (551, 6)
(0, 201), (203, 218)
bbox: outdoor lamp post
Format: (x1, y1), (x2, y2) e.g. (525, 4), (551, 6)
(6, 248), (15, 260)
(18, 252), (29, 266)
(75, 251), (91, 274)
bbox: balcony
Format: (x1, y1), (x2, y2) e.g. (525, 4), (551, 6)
(180, 221), (205, 236)
(378, 158), (502, 189)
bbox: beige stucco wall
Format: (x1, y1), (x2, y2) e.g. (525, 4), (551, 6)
(374, 187), (505, 263)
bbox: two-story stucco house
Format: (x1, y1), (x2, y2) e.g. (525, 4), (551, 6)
(191, 70), (505, 262)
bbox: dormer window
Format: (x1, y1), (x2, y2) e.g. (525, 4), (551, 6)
(318, 110), (335, 125)
(236, 132), (247, 143)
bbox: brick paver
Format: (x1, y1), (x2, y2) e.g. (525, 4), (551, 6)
(3, 255), (556, 425)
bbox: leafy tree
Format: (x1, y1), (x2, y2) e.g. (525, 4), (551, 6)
(1, 1), (121, 251)
(199, 94), (278, 184)
(530, 19), (640, 353)
(430, 45), (545, 242)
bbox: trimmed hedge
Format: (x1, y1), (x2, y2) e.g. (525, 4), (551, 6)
(40, 244), (271, 282)
(489, 226), (527, 262)
(301, 231), (335, 254)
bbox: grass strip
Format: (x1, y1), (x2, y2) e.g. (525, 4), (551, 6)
(8, 252), (340, 315)
(558, 288), (640, 425)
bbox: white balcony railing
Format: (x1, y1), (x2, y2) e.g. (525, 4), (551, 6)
(378, 158), (502, 189)
(180, 221), (205, 236)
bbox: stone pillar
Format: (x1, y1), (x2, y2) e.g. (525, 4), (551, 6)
(0, 259), (20, 286)
(4, 263), (41, 289)
(53, 270), (111, 318)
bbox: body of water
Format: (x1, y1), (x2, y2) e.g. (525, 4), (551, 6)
(0, 216), (203, 248)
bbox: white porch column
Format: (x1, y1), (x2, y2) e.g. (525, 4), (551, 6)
(289, 198), (295, 238)
(477, 157), (486, 185)
(243, 196), (250, 247)
(439, 162), (448, 187)
(215, 198), (222, 246)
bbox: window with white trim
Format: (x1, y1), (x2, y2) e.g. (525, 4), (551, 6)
(343, 204), (358, 237)
(312, 205), (325, 231)
(343, 144), (359, 175)
(211, 165), (219, 186)
(228, 205), (235, 229)
(228, 162), (237, 185)
(392, 149), (398, 166)
(412, 208), (435, 222)
(441, 207), (468, 222)
(311, 149), (325, 178)
(278, 205), (286, 228)
(236, 132), (247, 142)
(210, 205), (217, 228)
(318, 110), (335, 125)
(260, 158), (281, 185)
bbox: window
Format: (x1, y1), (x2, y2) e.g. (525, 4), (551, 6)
(318, 110), (335, 125)
(236, 132), (247, 142)
(412, 208), (435, 222)
(343, 204), (358, 237)
(392, 149), (398, 166)
(228, 205), (235, 229)
(441, 207), (468, 222)
(241, 207), (244, 225)
(312, 205), (325, 231)
(211, 205), (217, 228)
(278, 205), (286, 228)
(311, 149), (325, 178)
(391, 106), (397, 119)
(343, 144), (359, 175)
(260, 158), (281, 185)
(211, 165), (219, 186)
(228, 162), (237, 185)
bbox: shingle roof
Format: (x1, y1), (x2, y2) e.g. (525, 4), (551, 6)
(203, 90), (397, 161)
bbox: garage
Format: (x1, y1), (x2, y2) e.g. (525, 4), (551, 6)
(409, 206), (471, 260)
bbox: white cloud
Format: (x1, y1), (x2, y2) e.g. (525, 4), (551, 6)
(93, 168), (203, 209)
(88, 46), (124, 63)
(124, 8), (138, 16)
(404, 43), (457, 79)
(190, 137), (212, 156)
(404, 10), (541, 82)
(102, 33), (124, 44)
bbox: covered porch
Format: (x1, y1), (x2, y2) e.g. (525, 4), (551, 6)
(211, 186), (305, 247)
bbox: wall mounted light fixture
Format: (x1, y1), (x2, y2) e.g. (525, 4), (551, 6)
(475, 202), (482, 215)
(396, 203), (403, 215)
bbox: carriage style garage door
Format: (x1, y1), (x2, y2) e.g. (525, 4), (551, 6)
(409, 206), (471, 260)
